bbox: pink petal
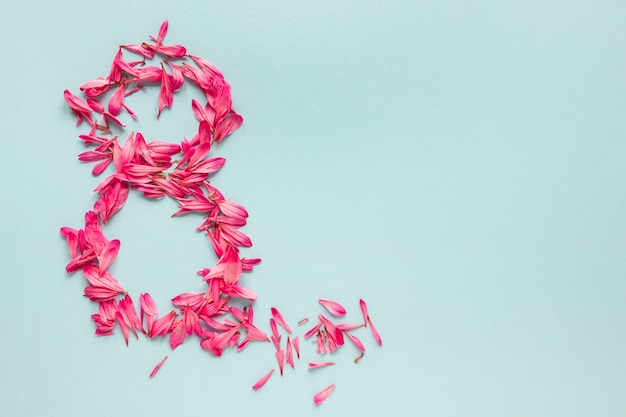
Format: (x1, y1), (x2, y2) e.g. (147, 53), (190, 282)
(343, 331), (366, 351)
(156, 20), (168, 43)
(157, 63), (173, 118)
(308, 362), (335, 369)
(297, 317), (309, 326)
(269, 318), (280, 342)
(359, 298), (369, 327)
(313, 384), (336, 405)
(293, 336), (300, 359)
(318, 298), (347, 316)
(252, 369), (274, 390)
(336, 323), (364, 331)
(169, 320), (186, 349)
(285, 336), (295, 369)
(368, 317), (383, 346)
(304, 322), (322, 339)
(149, 356), (168, 378)
(270, 307), (292, 334)
(276, 349), (285, 376)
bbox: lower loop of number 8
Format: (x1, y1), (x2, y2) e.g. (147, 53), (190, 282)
(60, 21), (262, 355)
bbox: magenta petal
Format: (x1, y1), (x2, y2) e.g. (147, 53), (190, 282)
(318, 298), (347, 316)
(252, 369), (274, 390)
(313, 384), (336, 405)
(293, 336), (300, 359)
(368, 317), (383, 346)
(285, 336), (295, 369)
(149, 356), (168, 378)
(270, 307), (292, 334)
(308, 362), (335, 369)
(344, 331), (366, 351)
(276, 349), (285, 376)
(359, 298), (369, 327)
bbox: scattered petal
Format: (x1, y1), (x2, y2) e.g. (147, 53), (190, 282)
(149, 356), (168, 378)
(313, 384), (336, 405)
(308, 362), (335, 369)
(252, 369), (275, 390)
(318, 298), (347, 316)
(270, 307), (292, 334)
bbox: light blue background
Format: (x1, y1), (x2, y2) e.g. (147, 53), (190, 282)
(1, 1), (626, 416)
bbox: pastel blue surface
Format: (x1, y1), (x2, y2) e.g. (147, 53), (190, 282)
(1, 1), (626, 416)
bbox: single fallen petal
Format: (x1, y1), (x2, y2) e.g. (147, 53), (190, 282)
(318, 298), (347, 316)
(354, 353), (365, 364)
(304, 322), (322, 339)
(149, 356), (168, 378)
(276, 350), (285, 376)
(297, 317), (309, 326)
(313, 384), (336, 405)
(293, 336), (300, 359)
(269, 318), (280, 343)
(308, 362), (335, 369)
(368, 317), (383, 346)
(285, 336), (295, 369)
(252, 369), (274, 390)
(359, 298), (369, 327)
(343, 331), (366, 351)
(271, 307), (292, 334)
(337, 323), (365, 331)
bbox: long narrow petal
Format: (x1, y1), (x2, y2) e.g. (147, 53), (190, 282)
(293, 336), (300, 359)
(359, 298), (369, 327)
(313, 384), (336, 405)
(308, 362), (335, 369)
(149, 356), (168, 378)
(270, 307), (292, 334)
(285, 336), (295, 369)
(318, 298), (347, 316)
(368, 317), (383, 346)
(252, 369), (274, 390)
(304, 322), (322, 339)
(276, 350), (285, 376)
(344, 331), (366, 351)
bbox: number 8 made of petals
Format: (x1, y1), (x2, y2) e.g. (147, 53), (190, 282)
(60, 21), (263, 355)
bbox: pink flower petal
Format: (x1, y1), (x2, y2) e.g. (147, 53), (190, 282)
(270, 307), (292, 334)
(297, 317), (309, 326)
(368, 317), (383, 346)
(359, 298), (369, 327)
(285, 336), (295, 369)
(313, 384), (336, 405)
(252, 369), (274, 390)
(308, 362), (335, 369)
(149, 356), (168, 378)
(276, 349), (285, 376)
(343, 331), (366, 351)
(318, 298), (347, 316)
(293, 336), (300, 359)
